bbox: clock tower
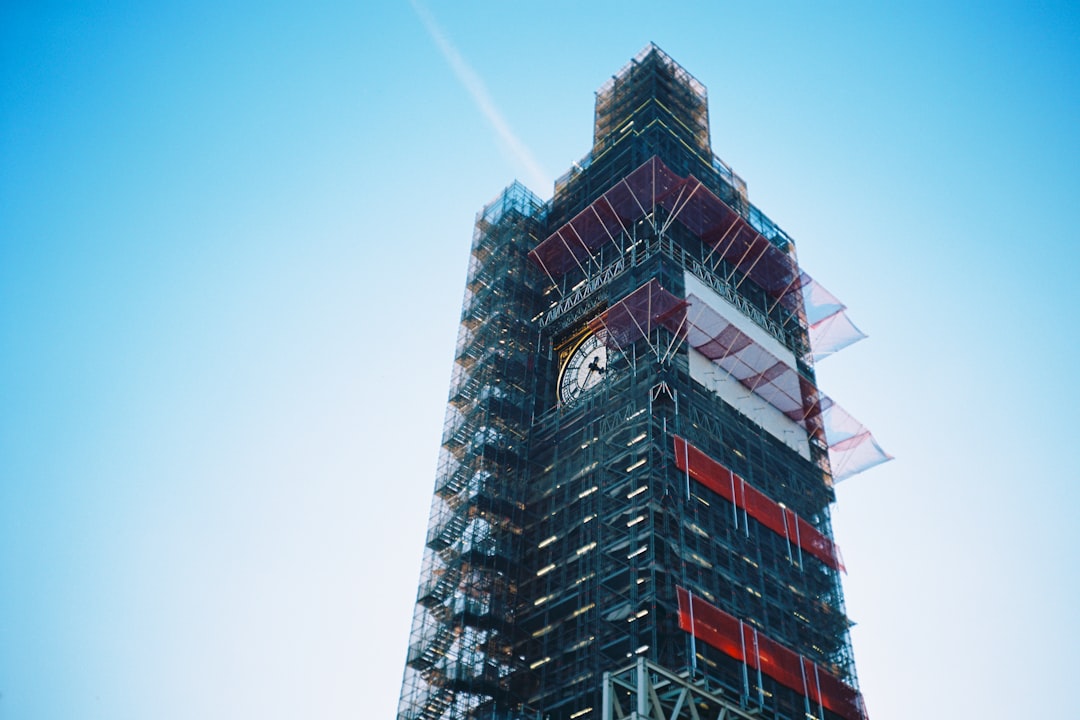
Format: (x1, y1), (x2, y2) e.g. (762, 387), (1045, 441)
(398, 45), (888, 720)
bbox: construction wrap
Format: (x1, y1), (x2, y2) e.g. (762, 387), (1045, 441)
(684, 292), (826, 442)
(677, 587), (867, 720)
(587, 280), (891, 482)
(672, 436), (844, 572)
(587, 279), (687, 357)
(532, 158), (891, 482)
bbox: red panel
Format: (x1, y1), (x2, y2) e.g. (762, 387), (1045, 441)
(529, 156), (802, 310)
(529, 157), (686, 278)
(672, 436), (844, 572)
(677, 587), (867, 720)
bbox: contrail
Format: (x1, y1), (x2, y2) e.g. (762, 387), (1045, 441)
(411, 1), (550, 194)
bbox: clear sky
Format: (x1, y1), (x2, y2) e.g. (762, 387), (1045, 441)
(2, 2), (1078, 719)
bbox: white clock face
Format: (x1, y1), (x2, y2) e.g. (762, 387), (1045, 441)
(558, 331), (609, 405)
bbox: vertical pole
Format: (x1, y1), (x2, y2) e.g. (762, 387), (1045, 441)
(602, 671), (612, 720)
(782, 507), (793, 565)
(812, 663), (825, 720)
(729, 470), (739, 531)
(753, 628), (764, 708)
(636, 656), (649, 719)
(739, 621), (749, 706)
(741, 478), (750, 538)
(688, 589), (697, 676)
(799, 657), (812, 720)
(648, 283), (654, 363)
(683, 439), (691, 500)
(793, 510), (804, 570)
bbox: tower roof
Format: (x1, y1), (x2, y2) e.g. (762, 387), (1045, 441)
(593, 43), (711, 157)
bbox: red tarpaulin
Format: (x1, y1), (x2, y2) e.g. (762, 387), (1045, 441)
(531, 156), (890, 481)
(587, 279), (687, 352)
(529, 156), (802, 304)
(677, 587), (867, 720)
(672, 436), (843, 572)
(530, 155), (867, 361)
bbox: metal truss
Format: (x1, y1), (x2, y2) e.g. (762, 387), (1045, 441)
(602, 658), (760, 720)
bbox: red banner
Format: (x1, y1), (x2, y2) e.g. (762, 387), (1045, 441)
(677, 587), (866, 720)
(673, 436), (843, 572)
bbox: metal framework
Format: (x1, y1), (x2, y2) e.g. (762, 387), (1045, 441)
(397, 44), (887, 720)
(602, 658), (762, 720)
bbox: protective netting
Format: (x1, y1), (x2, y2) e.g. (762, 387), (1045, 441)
(801, 273), (866, 360)
(588, 281), (889, 481)
(682, 293), (889, 481)
(802, 272), (845, 325)
(810, 310), (867, 360)
(529, 157), (684, 279)
(586, 279), (687, 359)
(530, 156), (866, 360)
(821, 402), (893, 481)
(677, 587), (867, 720)
(684, 292), (826, 442)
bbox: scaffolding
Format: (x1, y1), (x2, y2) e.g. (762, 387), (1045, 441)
(594, 44), (711, 161)
(398, 44), (886, 720)
(398, 183), (547, 720)
(532, 156), (889, 480)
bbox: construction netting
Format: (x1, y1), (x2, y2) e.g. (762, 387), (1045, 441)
(529, 155), (866, 362)
(802, 273), (866, 360)
(677, 587), (867, 720)
(683, 291), (824, 439)
(682, 291), (889, 482)
(586, 278), (687, 360)
(586, 280), (889, 482)
(529, 156), (801, 308)
(673, 435), (844, 571)
(820, 401), (893, 481)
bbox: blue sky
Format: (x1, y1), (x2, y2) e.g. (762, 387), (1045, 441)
(2, 2), (1078, 719)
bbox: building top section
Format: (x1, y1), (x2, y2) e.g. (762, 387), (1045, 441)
(551, 44), (799, 262)
(593, 43), (710, 159)
(476, 181), (544, 230)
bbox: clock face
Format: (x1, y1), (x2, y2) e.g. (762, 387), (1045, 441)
(558, 331), (610, 405)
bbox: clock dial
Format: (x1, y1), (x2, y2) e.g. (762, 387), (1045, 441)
(558, 331), (610, 405)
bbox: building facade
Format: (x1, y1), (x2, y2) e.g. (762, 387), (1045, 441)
(398, 45), (887, 720)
